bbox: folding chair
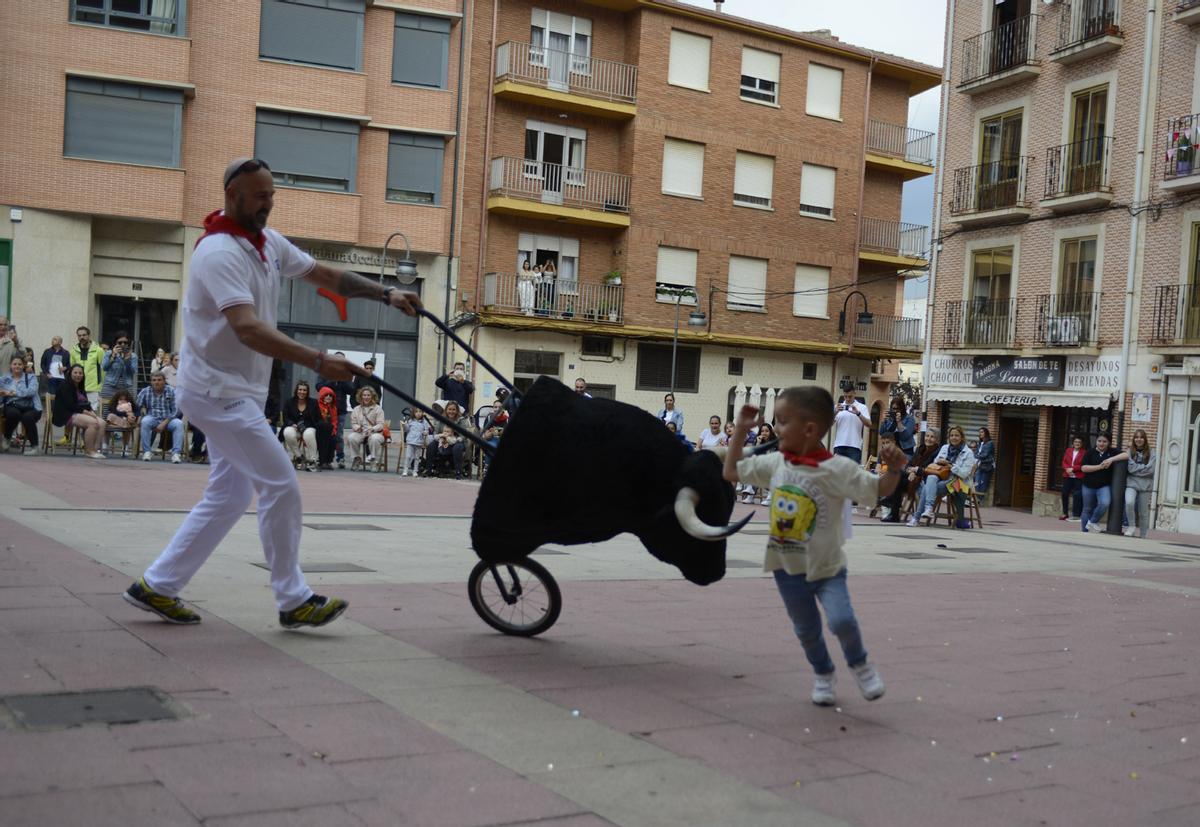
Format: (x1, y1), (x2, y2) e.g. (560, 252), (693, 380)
(42, 394), (82, 455)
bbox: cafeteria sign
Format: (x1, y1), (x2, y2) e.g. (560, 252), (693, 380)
(972, 356), (1064, 389)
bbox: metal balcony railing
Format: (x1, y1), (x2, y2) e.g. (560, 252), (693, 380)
(489, 156), (631, 214)
(482, 272), (625, 324)
(859, 218), (928, 261)
(1034, 292), (1101, 347)
(1044, 136), (1114, 199)
(495, 41), (637, 105)
(1150, 284), (1200, 345)
(961, 14), (1039, 85)
(950, 157), (1032, 215)
(943, 298), (1022, 348)
(1179, 0), (1200, 11)
(866, 120), (935, 166)
(1165, 113), (1200, 179)
(851, 313), (924, 351)
(1055, 0), (1121, 51)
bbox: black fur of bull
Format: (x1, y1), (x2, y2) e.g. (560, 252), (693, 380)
(470, 376), (741, 585)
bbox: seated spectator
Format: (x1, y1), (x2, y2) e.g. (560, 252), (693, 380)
(314, 385), (339, 471)
(665, 420), (693, 451)
(0, 354), (43, 455)
(424, 400), (470, 477)
(480, 402), (509, 474)
(870, 432), (898, 519)
(880, 428), (941, 524)
(149, 348), (167, 374)
(696, 415), (727, 451)
(160, 352), (178, 387)
(345, 386), (386, 471)
(909, 425), (974, 528)
(400, 408), (432, 477)
(101, 330), (138, 399)
(104, 387), (138, 454)
(280, 380), (319, 472)
(53, 364), (105, 459)
(740, 423), (776, 504)
(136, 371), (184, 463)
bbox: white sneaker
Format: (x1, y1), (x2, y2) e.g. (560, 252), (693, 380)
(811, 672), (837, 706)
(1087, 521), (1102, 533)
(142, 451), (152, 462)
(741, 493), (752, 504)
(171, 453), (181, 464)
(880, 507), (892, 520)
(1066, 517), (1081, 523)
(852, 662), (885, 701)
(921, 507), (933, 519)
(906, 515), (919, 527)
(0, 437), (9, 452)
(22, 447), (40, 457)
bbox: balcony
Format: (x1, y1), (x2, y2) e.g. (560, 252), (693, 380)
(1175, 0), (1200, 25)
(865, 121), (935, 180)
(1149, 284), (1200, 347)
(487, 157), (631, 228)
(949, 157), (1034, 227)
(1034, 292), (1101, 349)
(482, 272), (625, 326)
(849, 313), (924, 353)
(858, 218), (929, 269)
(493, 41), (637, 119)
(1051, 0), (1123, 64)
(943, 298), (1023, 350)
(1042, 137), (1114, 211)
(959, 15), (1041, 94)
(1162, 113), (1200, 194)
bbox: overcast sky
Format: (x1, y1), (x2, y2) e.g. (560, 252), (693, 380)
(678, 0), (947, 298)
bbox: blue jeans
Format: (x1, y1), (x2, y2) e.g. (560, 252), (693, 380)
(141, 415), (184, 454)
(1080, 485), (1111, 531)
(773, 568), (867, 675)
(833, 446), (862, 464)
(975, 467), (993, 493)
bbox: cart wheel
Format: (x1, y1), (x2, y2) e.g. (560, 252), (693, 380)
(467, 558), (562, 637)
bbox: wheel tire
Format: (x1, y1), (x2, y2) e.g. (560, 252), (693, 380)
(467, 558), (562, 637)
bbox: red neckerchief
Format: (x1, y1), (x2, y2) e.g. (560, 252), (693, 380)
(196, 209), (266, 262)
(781, 448), (834, 467)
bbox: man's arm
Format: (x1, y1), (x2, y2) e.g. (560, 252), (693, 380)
(303, 263), (423, 315)
(223, 304), (360, 381)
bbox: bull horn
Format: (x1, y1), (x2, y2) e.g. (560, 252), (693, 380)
(674, 487), (754, 541)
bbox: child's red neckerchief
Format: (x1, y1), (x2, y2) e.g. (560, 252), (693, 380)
(781, 448), (834, 467)
(196, 209), (266, 262)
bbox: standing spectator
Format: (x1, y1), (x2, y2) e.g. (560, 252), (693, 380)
(317, 351), (354, 468)
(1080, 433), (1127, 533)
(0, 316), (23, 374)
(657, 392), (684, 432)
(0, 354), (43, 454)
(878, 396), (916, 456)
(41, 335), (70, 395)
(1123, 429), (1155, 539)
(280, 380), (319, 471)
(435, 361), (473, 409)
(101, 331), (139, 399)
(542, 260), (558, 315)
(832, 383), (870, 464)
(53, 364), (105, 459)
(353, 359), (383, 403)
(313, 385), (339, 470)
(574, 378), (592, 398)
(1060, 436), (1086, 522)
(697, 415), (727, 450)
(161, 352), (179, 387)
(137, 372), (184, 463)
(908, 425), (975, 527)
(517, 259), (536, 316)
(150, 348), (167, 375)
(345, 386), (386, 470)
(400, 407), (432, 476)
(974, 427), (996, 496)
(69, 327), (105, 412)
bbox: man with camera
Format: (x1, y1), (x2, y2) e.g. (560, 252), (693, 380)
(435, 361), (473, 410)
(832, 382), (871, 464)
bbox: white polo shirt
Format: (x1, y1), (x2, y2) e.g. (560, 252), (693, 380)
(178, 226), (315, 402)
(832, 399), (869, 451)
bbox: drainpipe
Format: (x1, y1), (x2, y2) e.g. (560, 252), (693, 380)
(440, 0), (469, 376)
(847, 57), (876, 365)
(921, 0), (956, 417)
(467, 0), (501, 381)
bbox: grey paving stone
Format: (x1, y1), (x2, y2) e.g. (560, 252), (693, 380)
(0, 782), (201, 827)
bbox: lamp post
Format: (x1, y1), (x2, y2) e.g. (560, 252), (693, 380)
(372, 231), (419, 362)
(660, 286), (707, 396)
(838, 289), (874, 349)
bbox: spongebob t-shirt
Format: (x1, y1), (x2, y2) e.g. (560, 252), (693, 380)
(736, 452), (879, 580)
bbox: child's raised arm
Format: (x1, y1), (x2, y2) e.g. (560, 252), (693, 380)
(723, 405), (760, 483)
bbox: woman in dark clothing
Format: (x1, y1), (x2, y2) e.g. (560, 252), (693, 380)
(881, 427), (941, 522)
(974, 427), (996, 495)
(878, 396), (916, 456)
(53, 364), (105, 458)
(280, 380), (320, 471)
(314, 385), (339, 470)
(1080, 433), (1128, 533)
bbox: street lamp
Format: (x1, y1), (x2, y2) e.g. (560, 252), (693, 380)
(838, 289), (873, 336)
(659, 286), (706, 396)
(372, 231), (419, 362)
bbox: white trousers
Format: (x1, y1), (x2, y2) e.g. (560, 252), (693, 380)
(143, 388), (312, 611)
(402, 443), (422, 473)
(345, 430), (384, 463)
(282, 426), (317, 463)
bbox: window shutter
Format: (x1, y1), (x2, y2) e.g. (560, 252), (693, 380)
(741, 48), (780, 83)
(799, 163), (837, 216)
(727, 255), (767, 308)
(636, 343), (700, 392)
(793, 264), (830, 317)
(254, 110), (360, 192)
(656, 246), (698, 292)
(259, 0), (365, 71)
(393, 13), (451, 88)
(668, 30), (711, 91)
(733, 152), (774, 207)
(806, 63), (843, 120)
(386, 132), (444, 204)
(662, 138), (705, 197)
(64, 77), (182, 168)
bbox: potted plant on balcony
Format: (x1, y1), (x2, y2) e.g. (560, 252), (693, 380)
(1177, 133), (1194, 177)
(604, 269), (622, 285)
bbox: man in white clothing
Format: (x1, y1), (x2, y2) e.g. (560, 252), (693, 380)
(123, 157), (421, 628)
(831, 383), (871, 465)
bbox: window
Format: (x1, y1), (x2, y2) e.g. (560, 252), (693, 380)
(254, 109), (359, 192)
(733, 152), (774, 209)
(514, 349), (562, 394)
(587, 383), (616, 400)
(530, 9), (591, 78)
(979, 109), (1023, 209)
(971, 248), (1013, 302)
(64, 77), (183, 168)
(668, 30), (711, 92)
(740, 47), (780, 104)
(517, 233), (579, 299)
(727, 255), (767, 310)
(71, 0), (186, 35)
(1059, 237), (1097, 297)
(802, 362), (818, 381)
(728, 357), (744, 376)
(805, 63), (843, 120)
(792, 264), (830, 317)
(393, 13), (451, 88)
(1067, 85), (1109, 193)
(661, 138), (704, 198)
(655, 246), (698, 304)
(637, 343), (700, 393)
(259, 0), (364, 71)
(580, 335), (613, 357)
(386, 132), (444, 205)
(525, 120), (587, 194)
(799, 163), (836, 217)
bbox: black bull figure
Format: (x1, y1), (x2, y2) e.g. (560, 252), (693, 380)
(470, 377), (750, 585)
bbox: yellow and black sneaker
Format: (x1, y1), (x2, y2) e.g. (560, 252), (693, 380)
(279, 594), (349, 629)
(122, 578), (202, 625)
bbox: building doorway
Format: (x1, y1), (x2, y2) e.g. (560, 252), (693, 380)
(97, 296), (176, 379)
(995, 410), (1038, 509)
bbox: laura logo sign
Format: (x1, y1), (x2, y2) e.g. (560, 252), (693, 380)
(971, 356), (1064, 389)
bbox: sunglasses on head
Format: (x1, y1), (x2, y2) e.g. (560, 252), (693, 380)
(224, 158), (271, 188)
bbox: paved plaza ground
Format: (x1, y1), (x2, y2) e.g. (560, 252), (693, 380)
(0, 454), (1198, 826)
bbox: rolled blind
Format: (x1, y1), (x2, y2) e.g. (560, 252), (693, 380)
(255, 109), (359, 191)
(662, 138), (704, 197)
(741, 47), (780, 83)
(727, 255), (767, 308)
(386, 132), (444, 203)
(64, 77), (182, 167)
(656, 246), (698, 288)
(668, 30), (711, 91)
(793, 264), (830, 317)
(259, 0), (365, 71)
(800, 163), (837, 214)
(733, 152), (774, 204)
(393, 13), (451, 88)
(806, 63), (843, 119)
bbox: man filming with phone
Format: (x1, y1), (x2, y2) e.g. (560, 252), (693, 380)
(832, 382), (871, 465)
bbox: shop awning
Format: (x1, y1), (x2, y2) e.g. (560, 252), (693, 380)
(925, 386), (1112, 409)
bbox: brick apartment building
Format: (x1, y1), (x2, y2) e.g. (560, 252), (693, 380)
(924, 0), (1200, 529)
(0, 0), (470, 403)
(457, 0), (939, 441)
